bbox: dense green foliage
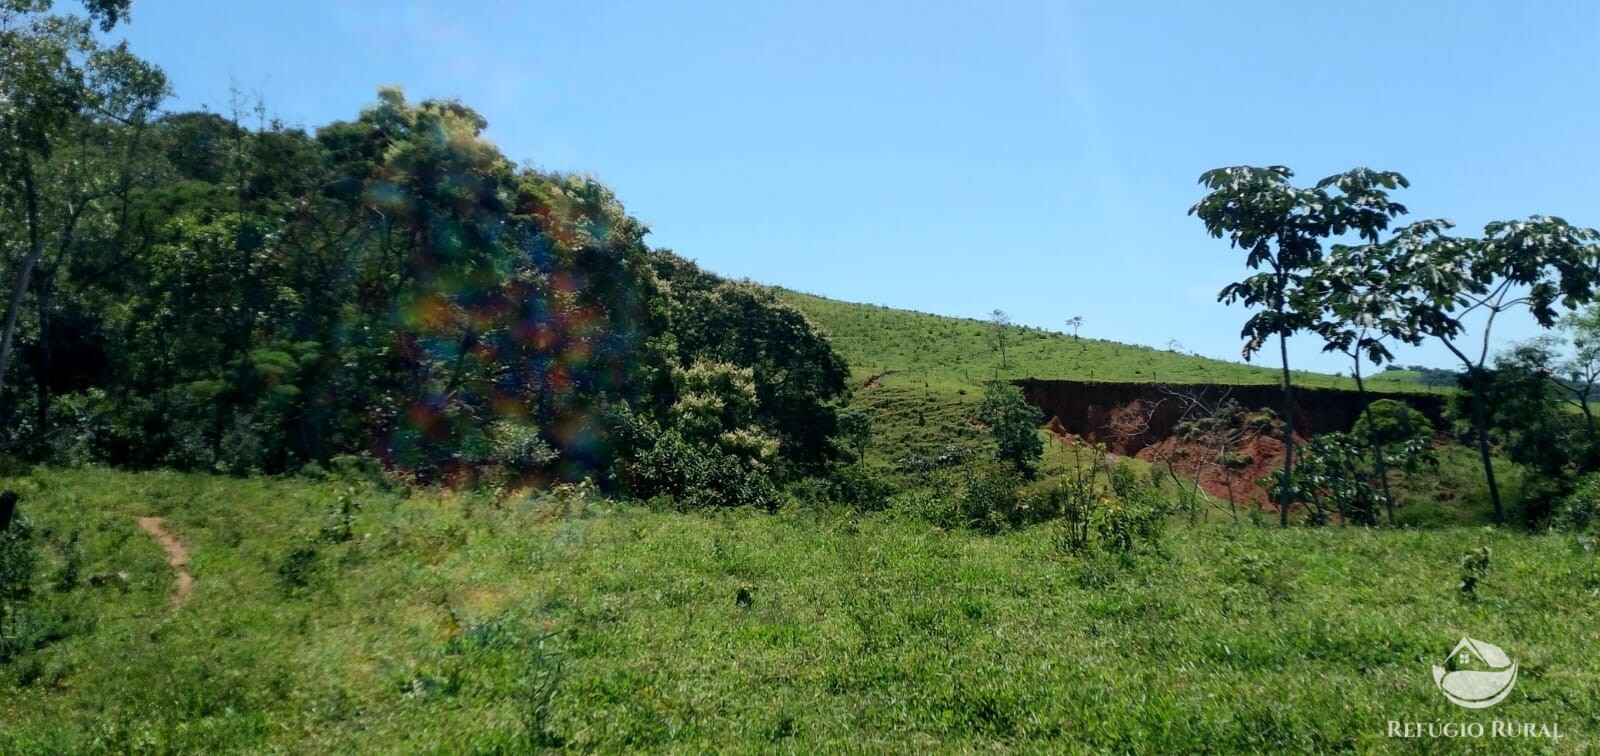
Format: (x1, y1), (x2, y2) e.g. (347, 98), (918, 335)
(1194, 164), (1600, 523)
(1553, 471), (1600, 536)
(1351, 398), (1434, 449)
(1191, 166), (1413, 525)
(0, 1), (851, 498)
(975, 382), (1043, 477)
(1457, 346), (1600, 525)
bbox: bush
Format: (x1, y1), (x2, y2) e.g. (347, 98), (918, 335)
(958, 463), (1028, 534)
(622, 422), (779, 511)
(486, 420), (558, 473)
(0, 512), (38, 660)
(277, 541), (321, 596)
(1048, 455), (1166, 556)
(1553, 472), (1600, 535)
(1352, 399), (1434, 447)
(975, 382), (1044, 477)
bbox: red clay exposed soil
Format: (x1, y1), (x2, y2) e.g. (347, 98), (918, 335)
(860, 370), (900, 390)
(1135, 430), (1304, 507)
(1024, 379), (1443, 513)
(1016, 380), (1445, 450)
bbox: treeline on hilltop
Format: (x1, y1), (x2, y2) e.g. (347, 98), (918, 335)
(1, 3), (852, 504)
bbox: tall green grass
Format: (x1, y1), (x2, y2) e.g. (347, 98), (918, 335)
(1, 468), (1593, 752)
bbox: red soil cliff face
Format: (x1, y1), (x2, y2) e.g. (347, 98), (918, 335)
(1018, 380), (1445, 506)
(1133, 431), (1299, 506)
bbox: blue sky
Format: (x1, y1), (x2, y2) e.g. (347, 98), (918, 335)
(112, 0), (1600, 375)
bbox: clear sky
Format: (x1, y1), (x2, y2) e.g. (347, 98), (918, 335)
(109, 0), (1600, 375)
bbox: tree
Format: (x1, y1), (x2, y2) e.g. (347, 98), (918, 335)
(1554, 305), (1600, 438)
(1191, 166), (1409, 526)
(1392, 216), (1600, 521)
(976, 381), (1042, 477)
(1065, 315), (1083, 339)
(0, 0), (165, 413)
(837, 407), (872, 465)
(987, 309), (1011, 369)
(1158, 386), (1249, 521)
(1466, 346), (1597, 523)
(1302, 235), (1450, 525)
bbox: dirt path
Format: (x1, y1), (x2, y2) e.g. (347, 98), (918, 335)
(135, 516), (194, 609)
(860, 370), (899, 390)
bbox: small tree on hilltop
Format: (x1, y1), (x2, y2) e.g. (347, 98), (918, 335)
(988, 309), (1012, 369)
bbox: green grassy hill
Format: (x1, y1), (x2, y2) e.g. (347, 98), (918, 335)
(777, 290), (1424, 391)
(777, 290), (1430, 477)
(1, 468), (1593, 752)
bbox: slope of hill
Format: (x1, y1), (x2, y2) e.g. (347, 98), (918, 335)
(0, 468), (1591, 752)
(775, 290), (1430, 477)
(776, 290), (1424, 391)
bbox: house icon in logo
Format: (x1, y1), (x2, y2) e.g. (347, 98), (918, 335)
(1433, 637), (1518, 709)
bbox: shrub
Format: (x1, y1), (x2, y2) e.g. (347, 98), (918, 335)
(959, 463), (1027, 534)
(0, 511), (38, 660)
(1046, 479), (1095, 557)
(53, 531), (83, 593)
(975, 382), (1044, 478)
(622, 423), (779, 511)
(1352, 399), (1434, 447)
(319, 489), (363, 544)
(1459, 546), (1491, 601)
(486, 420), (558, 472)
(1553, 472), (1600, 535)
(277, 541), (321, 596)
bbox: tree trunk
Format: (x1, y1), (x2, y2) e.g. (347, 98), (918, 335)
(1467, 367), (1504, 522)
(1277, 331), (1295, 527)
(34, 279), (53, 437)
(1352, 360), (1395, 526)
(0, 167), (45, 409)
(1579, 386), (1596, 443)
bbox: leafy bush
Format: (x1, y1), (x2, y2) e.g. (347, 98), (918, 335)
(53, 531), (83, 593)
(1352, 399), (1434, 447)
(614, 409), (779, 511)
(1046, 479), (1095, 557)
(1553, 472), (1600, 535)
(1459, 546), (1491, 601)
(1095, 496), (1165, 555)
(277, 541), (321, 596)
(0, 512), (38, 660)
(958, 463), (1029, 534)
(486, 420), (558, 472)
(975, 382), (1043, 478)
(319, 489), (363, 544)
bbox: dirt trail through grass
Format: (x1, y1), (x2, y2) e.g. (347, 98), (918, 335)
(860, 369), (898, 390)
(135, 516), (194, 609)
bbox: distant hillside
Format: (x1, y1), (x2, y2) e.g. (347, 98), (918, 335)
(773, 289), (1430, 480)
(776, 290), (1422, 392)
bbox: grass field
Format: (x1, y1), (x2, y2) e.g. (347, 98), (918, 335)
(778, 290), (1438, 487)
(777, 290), (1428, 393)
(1, 468), (1595, 752)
